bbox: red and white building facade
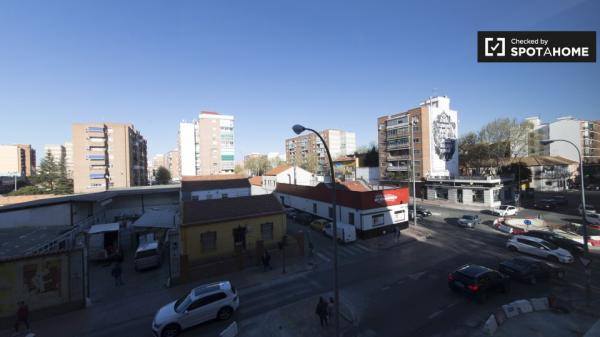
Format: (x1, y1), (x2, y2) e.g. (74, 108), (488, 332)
(275, 183), (409, 238)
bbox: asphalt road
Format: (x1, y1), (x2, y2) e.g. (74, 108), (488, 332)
(84, 202), (599, 337)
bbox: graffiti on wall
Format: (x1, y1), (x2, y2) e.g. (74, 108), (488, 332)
(432, 111), (457, 161)
(23, 259), (61, 295)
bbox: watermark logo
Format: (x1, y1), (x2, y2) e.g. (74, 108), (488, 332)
(484, 37), (505, 57)
(478, 31), (596, 62)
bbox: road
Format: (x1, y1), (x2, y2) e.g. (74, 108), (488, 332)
(60, 201), (600, 337)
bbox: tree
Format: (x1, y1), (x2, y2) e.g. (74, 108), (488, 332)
(155, 166), (171, 184)
(54, 150), (73, 194)
(357, 145), (379, 167)
(234, 164), (244, 175)
(33, 151), (60, 192)
(479, 118), (533, 166)
(458, 132), (488, 175)
(497, 162), (532, 183)
(7, 185), (44, 196)
(301, 154), (318, 174)
(244, 156), (271, 176)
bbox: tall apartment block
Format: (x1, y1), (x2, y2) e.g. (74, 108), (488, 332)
(377, 96), (459, 181)
(0, 144), (36, 177)
(525, 116), (600, 164)
(72, 123), (148, 193)
(178, 112), (235, 176)
(285, 129), (356, 175)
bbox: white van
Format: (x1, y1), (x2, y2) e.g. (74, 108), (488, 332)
(134, 241), (161, 271)
(323, 222), (357, 243)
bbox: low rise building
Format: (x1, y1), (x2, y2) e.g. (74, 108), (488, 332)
(180, 194), (286, 264)
(180, 175), (250, 201)
(275, 183), (409, 238)
(424, 175), (515, 208)
(262, 165), (316, 192)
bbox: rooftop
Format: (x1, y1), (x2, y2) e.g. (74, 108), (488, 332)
(248, 176), (263, 186)
(0, 226), (72, 259)
(181, 175), (250, 192)
(182, 194), (284, 226)
(265, 165), (291, 176)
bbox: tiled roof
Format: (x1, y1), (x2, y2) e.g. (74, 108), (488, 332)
(265, 165), (291, 176)
(248, 176), (263, 186)
(488, 156), (577, 167)
(181, 175), (250, 192)
(182, 194), (284, 226)
(339, 181), (371, 192)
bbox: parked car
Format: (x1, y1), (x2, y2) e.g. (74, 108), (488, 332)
(584, 212), (600, 226)
(533, 199), (558, 210)
(457, 215), (480, 228)
(492, 205), (518, 217)
(578, 204), (597, 215)
(295, 212), (314, 226)
(506, 235), (574, 263)
(408, 205), (432, 217)
(524, 230), (584, 255)
(323, 222), (357, 243)
(550, 195), (568, 206)
(134, 241), (162, 271)
(310, 218), (329, 232)
(448, 264), (510, 303)
(586, 184), (600, 191)
(498, 256), (565, 284)
(152, 281), (239, 337)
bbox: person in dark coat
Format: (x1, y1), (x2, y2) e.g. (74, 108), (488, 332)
(14, 301), (30, 332)
(315, 296), (328, 327)
(111, 262), (124, 286)
(262, 250), (272, 271)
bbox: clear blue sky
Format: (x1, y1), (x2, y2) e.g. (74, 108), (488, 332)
(1, 0), (598, 161)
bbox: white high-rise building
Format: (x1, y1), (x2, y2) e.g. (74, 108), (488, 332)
(178, 112), (235, 177)
(64, 142), (73, 178)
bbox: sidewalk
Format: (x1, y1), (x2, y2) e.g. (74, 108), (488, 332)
(0, 256), (314, 337)
(412, 197), (492, 212)
(240, 293), (357, 337)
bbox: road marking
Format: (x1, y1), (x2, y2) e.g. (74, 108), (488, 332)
(407, 271), (426, 280)
(381, 285), (391, 291)
(431, 212), (442, 216)
(427, 309), (444, 320)
(316, 252), (332, 263)
(343, 245), (364, 254)
(354, 243), (373, 252)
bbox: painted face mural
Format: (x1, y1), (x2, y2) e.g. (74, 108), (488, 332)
(432, 111), (457, 161)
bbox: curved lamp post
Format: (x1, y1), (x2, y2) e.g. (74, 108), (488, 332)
(292, 124), (340, 337)
(540, 139), (590, 305)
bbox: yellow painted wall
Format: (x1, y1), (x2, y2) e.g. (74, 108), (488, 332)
(181, 213), (286, 263)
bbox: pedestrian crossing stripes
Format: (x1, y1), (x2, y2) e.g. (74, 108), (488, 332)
(313, 242), (374, 264)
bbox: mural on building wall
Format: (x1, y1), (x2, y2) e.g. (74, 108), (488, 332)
(23, 259), (61, 295)
(432, 112), (457, 161)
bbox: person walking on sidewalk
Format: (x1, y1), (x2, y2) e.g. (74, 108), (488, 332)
(315, 297), (328, 327)
(111, 262), (124, 286)
(394, 226), (401, 242)
(14, 301), (30, 333)
(327, 297), (335, 322)
(261, 250), (272, 271)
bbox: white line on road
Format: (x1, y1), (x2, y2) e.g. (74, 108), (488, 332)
(316, 252), (332, 262)
(427, 309), (444, 320)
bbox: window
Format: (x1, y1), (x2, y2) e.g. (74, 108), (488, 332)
(348, 212), (355, 225)
(200, 231), (217, 252)
(372, 214), (385, 227)
(394, 210), (405, 222)
(233, 226), (247, 249)
(261, 222), (274, 241)
(222, 193), (228, 199)
(188, 293), (227, 311)
(313, 203), (317, 213)
(192, 195), (199, 201)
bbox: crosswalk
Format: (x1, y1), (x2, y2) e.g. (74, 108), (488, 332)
(312, 242), (374, 265)
(236, 274), (324, 319)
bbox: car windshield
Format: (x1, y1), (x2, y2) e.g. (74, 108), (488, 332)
(174, 295), (191, 313)
(542, 240), (559, 250)
(499, 206), (508, 210)
(462, 215), (475, 220)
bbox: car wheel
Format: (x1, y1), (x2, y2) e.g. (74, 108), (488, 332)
(547, 255), (560, 263)
(161, 324), (181, 337)
(217, 306), (234, 320)
(508, 245), (517, 252)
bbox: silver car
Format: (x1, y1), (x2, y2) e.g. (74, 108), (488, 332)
(152, 281), (239, 337)
(458, 215), (480, 228)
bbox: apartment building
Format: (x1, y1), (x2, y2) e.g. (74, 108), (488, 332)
(72, 123), (148, 193)
(377, 96), (459, 182)
(166, 149), (181, 181)
(64, 142), (73, 178)
(0, 144), (36, 177)
(526, 116), (600, 164)
(178, 112), (235, 176)
(43, 144), (66, 164)
(285, 129), (356, 175)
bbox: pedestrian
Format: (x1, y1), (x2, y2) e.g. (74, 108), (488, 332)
(111, 262), (124, 286)
(327, 297), (334, 321)
(262, 250), (272, 271)
(315, 297), (328, 327)
(14, 301), (30, 333)
(394, 226), (401, 242)
(308, 241), (314, 257)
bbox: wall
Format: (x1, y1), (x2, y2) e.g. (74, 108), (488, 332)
(181, 213), (286, 263)
(549, 119), (581, 163)
(0, 249), (85, 320)
(426, 97), (459, 177)
(0, 203), (71, 229)
(179, 122), (197, 176)
(0, 145), (20, 176)
(357, 167), (379, 184)
(189, 187), (250, 201)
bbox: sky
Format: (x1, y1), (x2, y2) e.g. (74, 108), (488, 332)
(0, 0), (598, 162)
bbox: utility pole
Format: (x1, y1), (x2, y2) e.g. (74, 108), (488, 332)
(410, 115), (417, 225)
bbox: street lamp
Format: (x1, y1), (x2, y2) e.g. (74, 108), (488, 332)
(540, 139), (591, 305)
(292, 124), (340, 337)
(409, 116), (418, 225)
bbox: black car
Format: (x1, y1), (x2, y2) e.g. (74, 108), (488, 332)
(499, 256), (565, 284)
(448, 264), (510, 303)
(408, 205), (432, 217)
(525, 230), (584, 255)
(550, 195), (568, 206)
(533, 199), (558, 210)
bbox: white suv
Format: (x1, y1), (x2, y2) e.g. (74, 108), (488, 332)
(506, 235), (573, 264)
(493, 205), (518, 217)
(152, 281), (239, 337)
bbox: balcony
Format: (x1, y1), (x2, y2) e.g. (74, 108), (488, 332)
(386, 143), (409, 150)
(85, 127), (105, 134)
(387, 154), (410, 161)
(86, 154), (106, 161)
(387, 165), (409, 172)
